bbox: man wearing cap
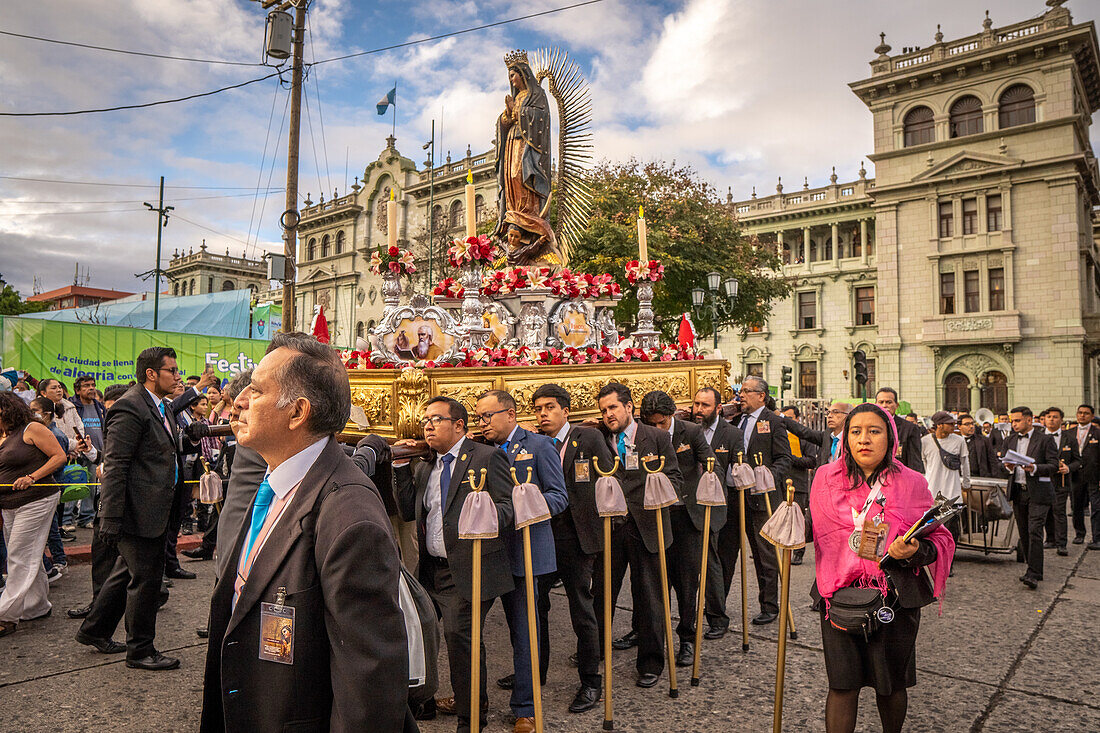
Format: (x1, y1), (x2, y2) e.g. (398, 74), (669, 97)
(921, 411), (970, 550)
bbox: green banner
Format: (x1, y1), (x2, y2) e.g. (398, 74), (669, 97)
(251, 302), (282, 341)
(1, 316), (270, 388)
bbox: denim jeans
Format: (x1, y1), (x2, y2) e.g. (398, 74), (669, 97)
(44, 512), (66, 565)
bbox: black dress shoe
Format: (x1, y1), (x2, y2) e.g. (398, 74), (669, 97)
(75, 631), (126, 654)
(182, 547), (213, 560)
(413, 699), (437, 721)
(611, 630), (637, 650)
(791, 549), (804, 566)
(1043, 541), (1057, 549)
(1088, 542), (1100, 551)
(1020, 575), (1038, 590)
(635, 673), (659, 688)
(1057, 547), (1069, 556)
(703, 625), (727, 640)
(752, 611), (778, 625)
(497, 672), (515, 690)
(165, 567), (197, 580)
(1072, 535), (1085, 545)
(675, 641), (694, 667)
(568, 685), (600, 713)
(126, 653), (180, 671)
(67, 605), (92, 619)
(196, 626), (209, 638)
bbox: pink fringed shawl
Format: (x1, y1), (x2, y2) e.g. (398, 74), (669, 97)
(811, 404), (954, 607)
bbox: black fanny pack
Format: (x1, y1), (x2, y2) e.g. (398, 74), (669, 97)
(827, 586), (894, 641)
(932, 435), (962, 472)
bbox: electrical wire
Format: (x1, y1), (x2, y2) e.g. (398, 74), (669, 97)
(306, 13), (331, 196)
(0, 206), (145, 217)
(0, 70), (284, 117)
(172, 213), (255, 248)
(250, 86), (293, 256)
(0, 191), (284, 205)
(302, 81), (325, 201)
(0, 28), (268, 66)
(244, 79), (287, 259)
(0, 175), (283, 190)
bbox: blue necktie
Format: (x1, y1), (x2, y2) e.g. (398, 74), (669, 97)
(830, 434), (840, 459)
(440, 454), (455, 507)
(500, 440), (510, 455)
(553, 438), (562, 449)
(158, 401), (179, 485)
(617, 432), (627, 460)
(244, 477), (276, 563)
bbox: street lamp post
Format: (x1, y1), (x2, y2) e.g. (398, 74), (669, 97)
(692, 271), (739, 349)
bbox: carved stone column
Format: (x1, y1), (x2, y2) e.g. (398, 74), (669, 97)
(632, 280), (660, 349)
(381, 270), (402, 308)
(460, 262), (491, 350)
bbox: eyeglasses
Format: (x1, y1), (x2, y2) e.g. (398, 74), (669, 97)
(419, 415), (457, 428)
(475, 408), (511, 424)
(827, 409), (849, 416)
(158, 367), (180, 375)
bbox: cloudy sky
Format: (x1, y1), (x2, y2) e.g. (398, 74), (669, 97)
(1, 0), (1094, 295)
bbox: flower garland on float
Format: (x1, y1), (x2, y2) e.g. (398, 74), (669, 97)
(341, 343), (701, 371)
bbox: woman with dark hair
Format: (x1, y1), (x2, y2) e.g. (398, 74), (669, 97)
(810, 403), (954, 733)
(0, 391), (67, 637)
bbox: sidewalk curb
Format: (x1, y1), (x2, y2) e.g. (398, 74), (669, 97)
(65, 535), (204, 564)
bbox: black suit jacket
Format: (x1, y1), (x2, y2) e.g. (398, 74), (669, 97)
(893, 415), (926, 473)
(782, 417), (840, 469)
(1070, 423), (1100, 486)
(964, 433), (996, 478)
(200, 438), (408, 733)
(556, 424), (614, 556)
(396, 438), (515, 601)
(98, 384), (185, 538)
(996, 429), (1058, 503)
(706, 417), (742, 522)
(1045, 431), (1081, 492)
(670, 418), (719, 531)
(608, 421), (683, 554)
(734, 407), (793, 511)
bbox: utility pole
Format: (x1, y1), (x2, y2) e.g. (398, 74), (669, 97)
(144, 176), (174, 330)
(281, 0), (306, 332)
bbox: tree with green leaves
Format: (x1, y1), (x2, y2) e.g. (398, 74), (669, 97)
(0, 275), (49, 316)
(568, 159), (789, 342)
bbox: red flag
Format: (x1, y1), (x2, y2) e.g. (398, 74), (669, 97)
(677, 312), (696, 348)
(311, 305), (330, 344)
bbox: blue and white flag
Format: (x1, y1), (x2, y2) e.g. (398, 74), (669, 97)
(376, 86), (396, 115)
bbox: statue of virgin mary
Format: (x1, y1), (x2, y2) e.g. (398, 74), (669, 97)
(492, 50), (561, 266)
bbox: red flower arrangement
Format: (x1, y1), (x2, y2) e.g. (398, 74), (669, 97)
(548, 269), (622, 299)
(625, 259), (664, 285)
(341, 343), (702, 370)
(432, 277), (465, 299)
(481, 267), (533, 296)
(369, 245), (416, 276)
(448, 235), (497, 268)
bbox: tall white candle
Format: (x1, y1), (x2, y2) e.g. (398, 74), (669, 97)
(388, 187), (397, 248)
(465, 170), (476, 238)
(638, 205), (648, 263)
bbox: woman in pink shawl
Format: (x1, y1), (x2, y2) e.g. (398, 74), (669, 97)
(810, 403), (954, 733)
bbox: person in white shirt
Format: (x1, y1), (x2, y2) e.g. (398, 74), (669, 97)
(921, 411), (970, 553)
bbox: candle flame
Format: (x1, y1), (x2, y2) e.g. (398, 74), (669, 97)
(639, 205), (644, 219)
(466, 170), (474, 185)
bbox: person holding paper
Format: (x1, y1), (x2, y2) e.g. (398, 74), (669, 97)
(810, 403), (953, 733)
(996, 406), (1058, 589)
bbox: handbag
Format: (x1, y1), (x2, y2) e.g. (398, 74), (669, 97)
(398, 566), (439, 708)
(931, 435), (962, 472)
(984, 484), (1013, 521)
(59, 460), (93, 503)
(827, 586), (889, 641)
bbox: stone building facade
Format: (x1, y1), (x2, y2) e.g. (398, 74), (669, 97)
(166, 242), (267, 297)
(721, 2), (1100, 416)
(293, 136), (496, 347)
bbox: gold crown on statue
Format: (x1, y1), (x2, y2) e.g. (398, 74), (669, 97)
(504, 49), (529, 66)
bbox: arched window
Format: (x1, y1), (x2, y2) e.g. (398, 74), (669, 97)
(475, 194), (487, 223)
(431, 205), (445, 231)
(307, 238), (317, 260)
(222, 280), (235, 291)
(944, 372), (970, 412)
(375, 185), (391, 236)
(781, 242), (791, 265)
(999, 84), (1035, 129)
(207, 277), (214, 292)
(356, 321), (365, 338)
(172, 282), (179, 295)
(449, 200), (464, 230)
(903, 106), (935, 146)
(335, 230), (345, 254)
(321, 234), (331, 258)
(949, 96), (983, 138)
(367, 319), (376, 333)
(809, 239), (818, 262)
(981, 371), (1008, 415)
(189, 279), (195, 295)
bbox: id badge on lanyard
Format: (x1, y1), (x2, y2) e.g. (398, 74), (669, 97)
(849, 487), (888, 561)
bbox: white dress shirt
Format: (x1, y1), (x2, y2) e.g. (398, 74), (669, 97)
(703, 416), (719, 445)
(1013, 429), (1032, 485)
(739, 405), (765, 452)
(424, 437), (465, 559)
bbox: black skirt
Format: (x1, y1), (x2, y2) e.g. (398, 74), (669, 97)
(819, 601), (920, 695)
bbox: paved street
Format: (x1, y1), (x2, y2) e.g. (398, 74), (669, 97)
(3, 536), (1099, 732)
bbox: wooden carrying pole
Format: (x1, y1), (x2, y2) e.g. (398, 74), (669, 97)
(761, 473), (797, 640)
(691, 456), (716, 686)
(466, 468), (487, 733)
(772, 483), (797, 733)
(644, 456), (678, 698)
(593, 456), (621, 732)
(737, 452), (749, 652)
(512, 467), (545, 733)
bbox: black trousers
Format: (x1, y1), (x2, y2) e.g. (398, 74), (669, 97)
(594, 515), (664, 676)
(79, 532), (167, 660)
(1071, 477), (1097, 541)
(1014, 487), (1048, 581)
(705, 500), (778, 626)
(426, 557), (492, 731)
(537, 513), (600, 689)
(163, 485), (190, 574)
(89, 519), (119, 599)
(1044, 479), (1071, 548)
(667, 506), (702, 642)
